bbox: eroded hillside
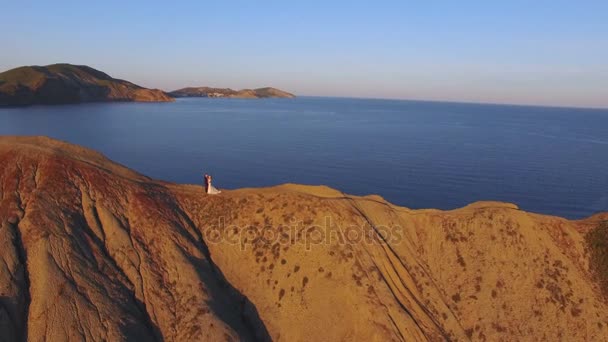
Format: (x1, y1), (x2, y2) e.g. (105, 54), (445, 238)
(0, 136), (606, 341)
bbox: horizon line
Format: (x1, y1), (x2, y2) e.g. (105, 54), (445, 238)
(2, 63), (606, 111)
(194, 93), (608, 111)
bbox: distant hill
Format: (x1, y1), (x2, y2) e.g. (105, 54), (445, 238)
(170, 86), (295, 99)
(0, 64), (173, 106)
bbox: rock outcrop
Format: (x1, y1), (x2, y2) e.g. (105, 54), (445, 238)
(169, 87), (295, 99)
(0, 64), (174, 106)
(0, 136), (606, 341)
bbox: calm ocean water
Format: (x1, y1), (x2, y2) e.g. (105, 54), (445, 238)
(1, 97), (607, 219)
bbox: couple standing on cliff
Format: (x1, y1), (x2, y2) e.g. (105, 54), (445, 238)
(204, 174), (221, 194)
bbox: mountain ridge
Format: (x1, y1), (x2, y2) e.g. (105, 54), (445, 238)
(169, 86), (295, 99)
(0, 136), (606, 341)
(0, 64), (174, 106)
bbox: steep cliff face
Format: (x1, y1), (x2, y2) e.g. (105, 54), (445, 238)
(0, 136), (606, 341)
(0, 64), (173, 106)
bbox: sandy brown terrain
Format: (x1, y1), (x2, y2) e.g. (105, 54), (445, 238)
(0, 136), (606, 341)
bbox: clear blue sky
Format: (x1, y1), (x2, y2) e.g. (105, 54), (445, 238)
(2, 0), (607, 108)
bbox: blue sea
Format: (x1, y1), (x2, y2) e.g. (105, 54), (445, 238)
(1, 97), (607, 219)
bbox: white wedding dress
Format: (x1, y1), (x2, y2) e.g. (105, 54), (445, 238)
(207, 183), (221, 194)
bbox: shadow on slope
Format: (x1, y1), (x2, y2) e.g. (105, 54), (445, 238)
(586, 220), (608, 300)
(171, 199), (271, 342)
(0, 296), (19, 342)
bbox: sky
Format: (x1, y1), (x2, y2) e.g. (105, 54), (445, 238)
(1, 0), (607, 108)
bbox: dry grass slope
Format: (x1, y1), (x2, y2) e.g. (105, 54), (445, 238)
(0, 136), (606, 341)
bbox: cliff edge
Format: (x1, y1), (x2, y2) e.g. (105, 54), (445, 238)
(0, 136), (606, 341)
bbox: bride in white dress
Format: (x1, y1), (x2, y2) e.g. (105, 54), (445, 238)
(204, 174), (221, 194)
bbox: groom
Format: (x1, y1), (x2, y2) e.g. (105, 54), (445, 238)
(204, 174), (210, 193)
